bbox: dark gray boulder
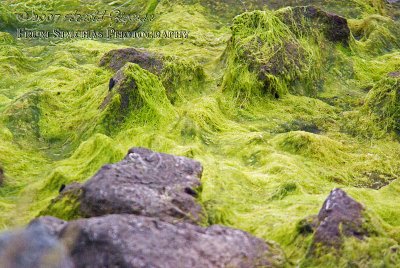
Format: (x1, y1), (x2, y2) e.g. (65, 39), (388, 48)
(309, 188), (368, 253)
(57, 214), (285, 268)
(29, 216), (68, 237)
(0, 221), (73, 268)
(99, 47), (163, 74)
(80, 147), (205, 224)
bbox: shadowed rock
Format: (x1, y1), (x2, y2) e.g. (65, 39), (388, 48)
(99, 47), (163, 74)
(0, 164), (4, 186)
(388, 71), (400, 78)
(100, 64), (138, 111)
(98, 62), (174, 135)
(56, 214), (285, 268)
(0, 222), (73, 268)
(297, 215), (318, 234)
(309, 188), (368, 253)
(80, 147), (205, 224)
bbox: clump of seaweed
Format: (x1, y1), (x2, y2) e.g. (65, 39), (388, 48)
(349, 15), (400, 56)
(2, 0), (400, 266)
(97, 62), (176, 135)
(222, 7), (350, 103)
(348, 75), (400, 138)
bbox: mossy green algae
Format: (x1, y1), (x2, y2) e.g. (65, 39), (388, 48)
(1, 0), (400, 266)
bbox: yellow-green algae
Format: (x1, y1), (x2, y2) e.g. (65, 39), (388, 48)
(1, 0), (400, 266)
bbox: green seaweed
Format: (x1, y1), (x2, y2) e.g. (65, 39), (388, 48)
(1, 0), (400, 266)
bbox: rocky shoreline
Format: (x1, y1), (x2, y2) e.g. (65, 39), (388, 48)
(0, 147), (376, 267)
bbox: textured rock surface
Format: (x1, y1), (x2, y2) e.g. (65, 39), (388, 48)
(29, 216), (68, 237)
(0, 222), (73, 268)
(57, 214), (284, 268)
(310, 188), (368, 251)
(99, 47), (163, 74)
(80, 147), (205, 224)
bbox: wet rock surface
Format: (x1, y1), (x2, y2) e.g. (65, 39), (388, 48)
(310, 188), (368, 252)
(80, 147), (205, 224)
(53, 214), (284, 268)
(28, 147), (286, 267)
(0, 221), (73, 268)
(99, 47), (163, 74)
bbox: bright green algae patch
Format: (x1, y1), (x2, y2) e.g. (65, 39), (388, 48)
(2, 0), (400, 266)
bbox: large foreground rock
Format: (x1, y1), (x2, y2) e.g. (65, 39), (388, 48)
(0, 221), (72, 268)
(99, 47), (163, 74)
(34, 214), (285, 268)
(309, 188), (368, 252)
(80, 147), (205, 224)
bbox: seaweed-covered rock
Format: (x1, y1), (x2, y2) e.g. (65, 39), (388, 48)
(99, 47), (163, 74)
(350, 15), (400, 55)
(80, 147), (205, 224)
(4, 90), (43, 140)
(98, 62), (174, 134)
(223, 6), (349, 100)
(297, 215), (318, 234)
(359, 75), (400, 135)
(100, 48), (205, 104)
(276, 6), (350, 45)
(39, 182), (83, 221)
(57, 214), (285, 268)
(310, 188), (368, 252)
(0, 221), (73, 268)
(100, 64), (139, 111)
(198, 0), (385, 21)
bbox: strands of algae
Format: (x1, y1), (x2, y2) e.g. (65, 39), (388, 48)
(1, 0), (400, 266)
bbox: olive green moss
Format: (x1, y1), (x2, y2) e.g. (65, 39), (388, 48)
(1, 0), (400, 266)
(38, 184), (82, 221)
